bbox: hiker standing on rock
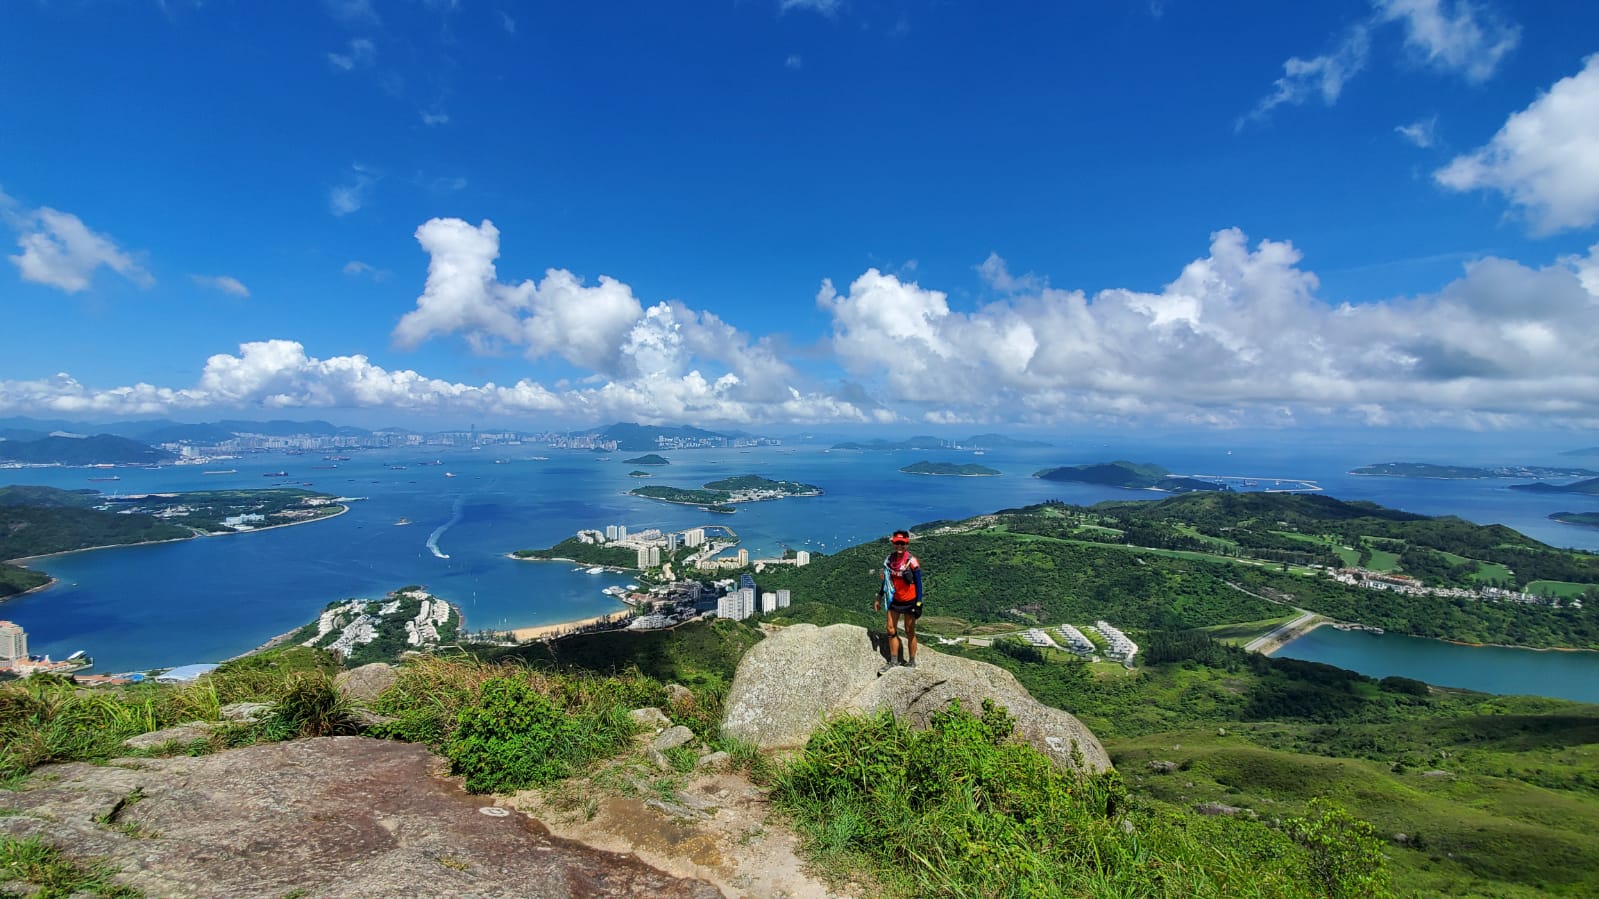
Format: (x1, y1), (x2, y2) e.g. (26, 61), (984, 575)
(876, 530), (923, 673)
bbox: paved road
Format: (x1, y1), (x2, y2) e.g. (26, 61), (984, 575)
(1245, 610), (1318, 653)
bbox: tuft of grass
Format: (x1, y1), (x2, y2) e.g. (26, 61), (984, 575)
(257, 672), (358, 740)
(0, 834), (143, 897)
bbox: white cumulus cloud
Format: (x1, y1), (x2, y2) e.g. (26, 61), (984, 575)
(10, 223), (1599, 429)
(4, 201), (153, 294)
(1435, 54), (1599, 234)
(822, 230), (1599, 426)
(1373, 0), (1519, 83)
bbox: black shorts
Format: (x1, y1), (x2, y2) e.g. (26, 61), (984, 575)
(887, 600), (923, 620)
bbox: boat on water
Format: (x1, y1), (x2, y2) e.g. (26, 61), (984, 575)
(585, 566), (605, 574)
(394, 518), (411, 526)
(444, 472), (457, 478)
(87, 475), (120, 482)
(262, 471), (288, 477)
(203, 469), (237, 475)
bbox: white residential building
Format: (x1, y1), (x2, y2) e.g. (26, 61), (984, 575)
(794, 551), (810, 566)
(761, 592), (778, 613)
(1094, 620), (1139, 662)
(0, 621), (26, 661)
(717, 587), (757, 621)
(776, 589), (791, 608)
(1055, 624), (1095, 654)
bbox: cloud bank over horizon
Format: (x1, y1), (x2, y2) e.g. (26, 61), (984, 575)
(4, 218), (1597, 431)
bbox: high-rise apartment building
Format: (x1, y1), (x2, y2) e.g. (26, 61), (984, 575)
(0, 621), (27, 661)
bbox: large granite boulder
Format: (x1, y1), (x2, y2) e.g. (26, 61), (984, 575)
(335, 662), (399, 703)
(722, 624), (1111, 773)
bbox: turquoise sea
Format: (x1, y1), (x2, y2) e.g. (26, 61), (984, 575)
(4, 431), (1599, 695)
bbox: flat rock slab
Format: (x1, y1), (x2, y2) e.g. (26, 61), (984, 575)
(0, 736), (721, 899)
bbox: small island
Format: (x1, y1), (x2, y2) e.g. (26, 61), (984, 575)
(901, 461), (1001, 477)
(622, 454), (670, 465)
(1352, 462), (1599, 479)
(627, 470), (652, 478)
(1552, 512), (1599, 529)
(1033, 461), (1221, 493)
(629, 474), (822, 511)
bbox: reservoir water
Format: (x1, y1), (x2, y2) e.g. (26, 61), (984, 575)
(1275, 626), (1599, 704)
(4, 430), (1598, 693)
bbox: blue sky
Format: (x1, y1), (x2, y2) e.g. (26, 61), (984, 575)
(2, 0), (1597, 432)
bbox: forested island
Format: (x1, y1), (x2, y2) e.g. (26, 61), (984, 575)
(628, 474), (822, 511)
(900, 461), (1001, 476)
(1033, 460), (1221, 493)
(1352, 461), (1599, 479)
(1509, 476), (1599, 495)
(0, 485), (347, 598)
(1553, 511), (1599, 529)
(622, 454), (670, 465)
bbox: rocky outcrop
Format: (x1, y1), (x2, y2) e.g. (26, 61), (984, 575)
(722, 624), (1111, 773)
(0, 737), (720, 898)
(334, 662), (399, 703)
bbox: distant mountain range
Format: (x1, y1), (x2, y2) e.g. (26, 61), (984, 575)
(1560, 447), (1599, 457)
(1033, 461), (1221, 493)
(0, 434), (175, 465)
(0, 416), (370, 443)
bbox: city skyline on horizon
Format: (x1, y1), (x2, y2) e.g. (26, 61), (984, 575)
(3, 2), (1598, 432)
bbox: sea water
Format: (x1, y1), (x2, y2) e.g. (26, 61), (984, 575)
(4, 432), (1598, 682)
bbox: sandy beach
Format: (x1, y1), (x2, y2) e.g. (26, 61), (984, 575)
(509, 610), (631, 641)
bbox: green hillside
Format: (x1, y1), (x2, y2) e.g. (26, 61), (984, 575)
(752, 497), (1599, 648)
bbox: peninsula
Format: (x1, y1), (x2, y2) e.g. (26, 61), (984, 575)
(1552, 511), (1599, 529)
(0, 485), (349, 598)
(1352, 461), (1599, 479)
(1509, 477), (1599, 495)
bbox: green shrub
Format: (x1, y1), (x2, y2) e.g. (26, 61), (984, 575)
(1286, 798), (1392, 899)
(443, 676), (637, 793)
(775, 698), (1355, 898)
